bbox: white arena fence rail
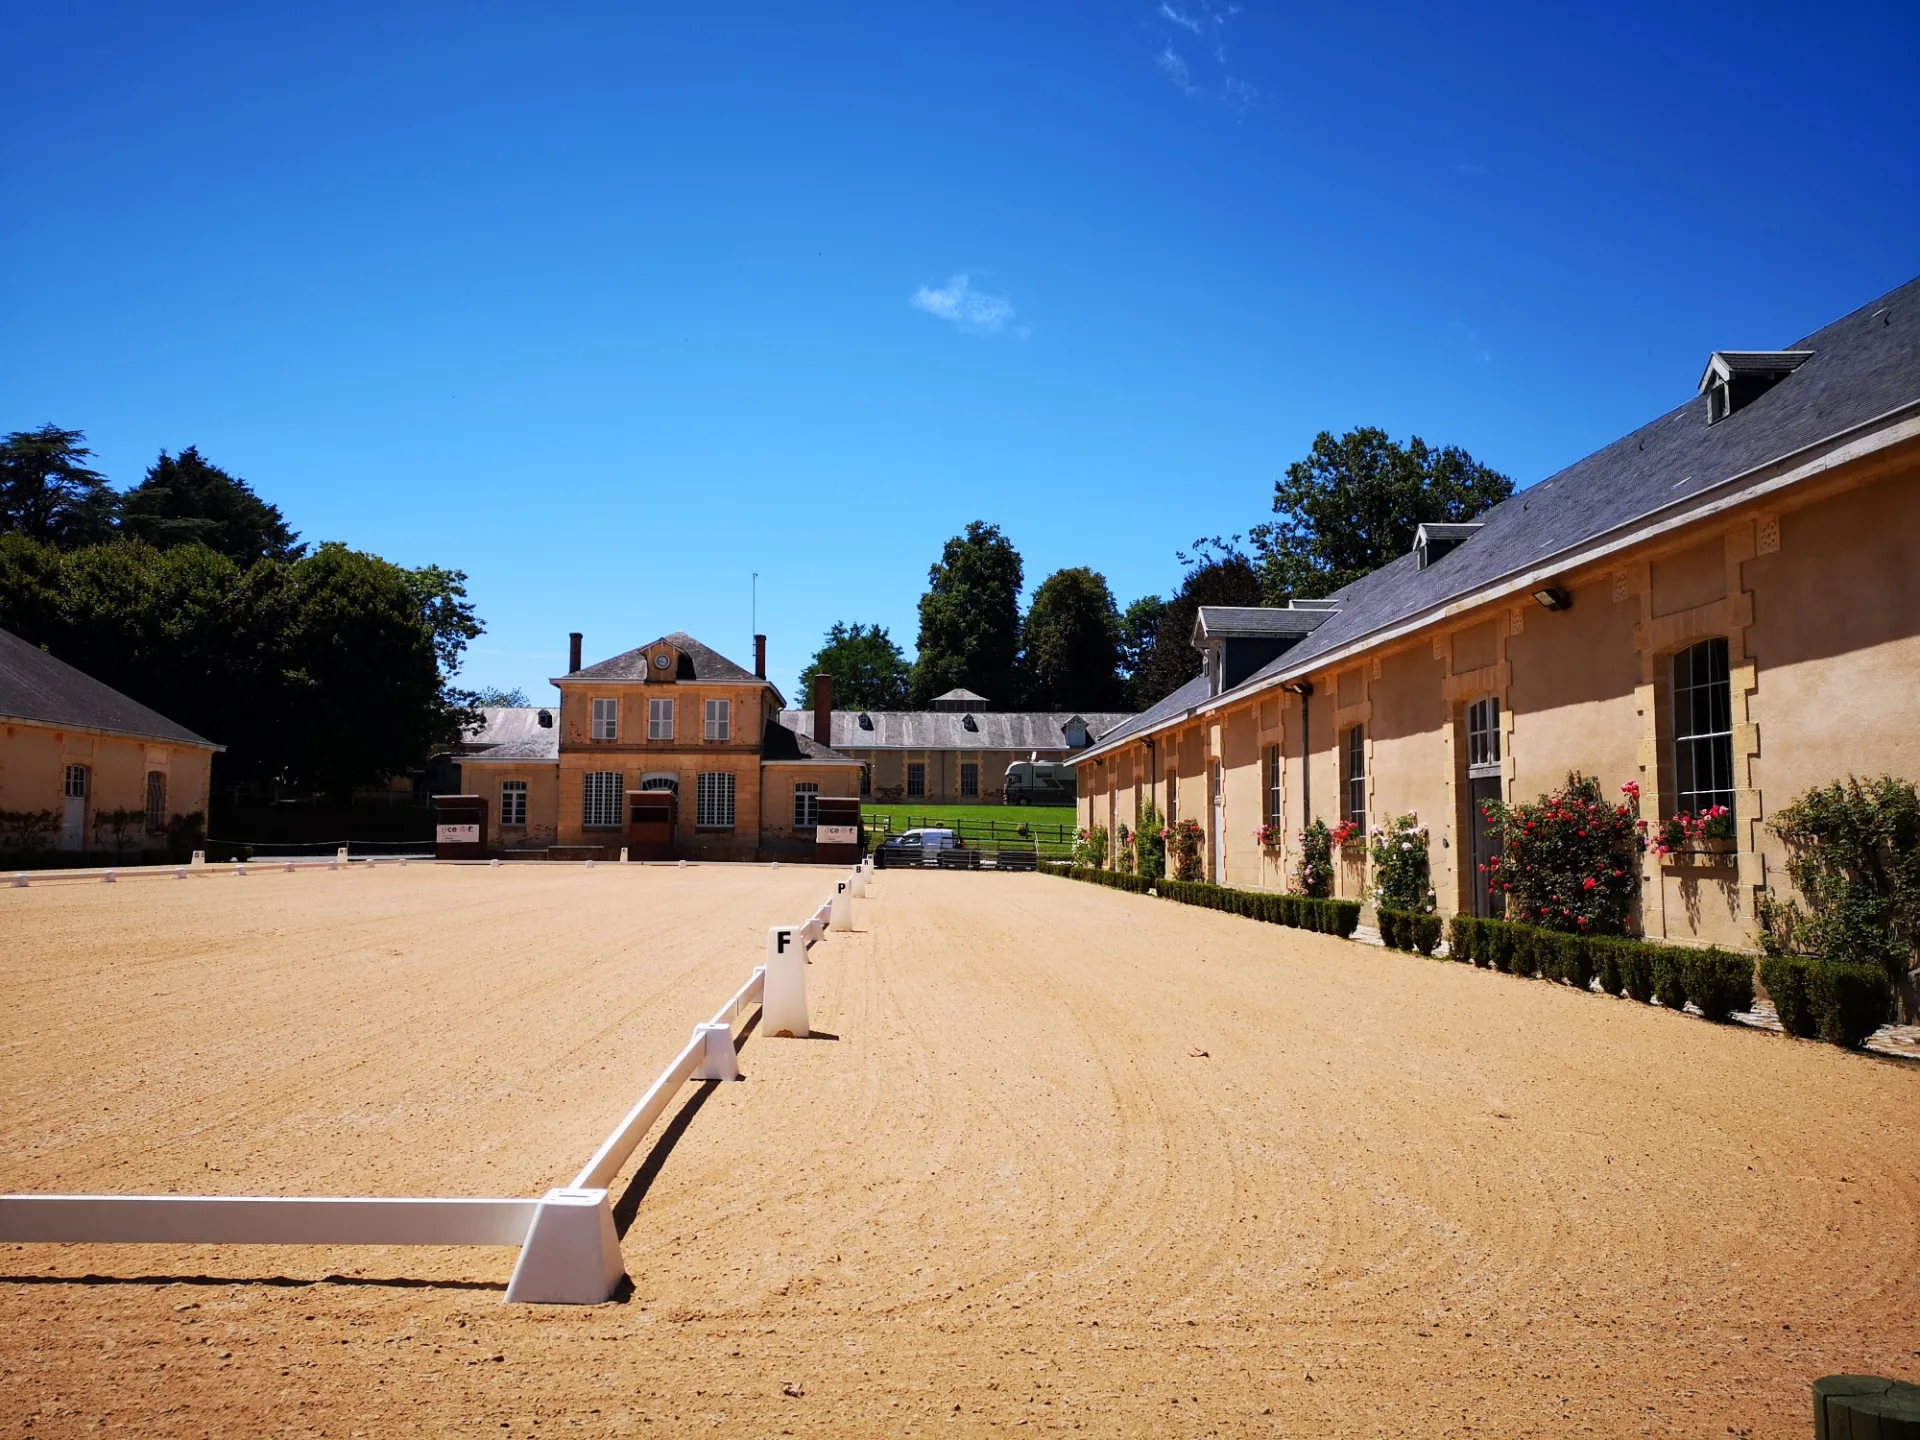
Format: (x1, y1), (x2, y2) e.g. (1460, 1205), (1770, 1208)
(0, 861), (875, 1305)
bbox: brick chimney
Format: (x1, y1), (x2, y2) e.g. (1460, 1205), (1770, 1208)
(813, 674), (832, 747)
(754, 634), (766, 680)
(568, 632), (582, 674)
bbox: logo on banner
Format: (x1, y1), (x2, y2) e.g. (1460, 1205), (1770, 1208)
(815, 825), (857, 844)
(437, 824), (479, 844)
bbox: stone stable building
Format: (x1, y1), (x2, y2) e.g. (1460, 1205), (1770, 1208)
(777, 688), (1133, 805)
(0, 626), (219, 856)
(457, 631), (861, 860)
(1071, 275), (1920, 956)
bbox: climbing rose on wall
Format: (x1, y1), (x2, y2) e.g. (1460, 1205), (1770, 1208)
(1482, 772), (1642, 935)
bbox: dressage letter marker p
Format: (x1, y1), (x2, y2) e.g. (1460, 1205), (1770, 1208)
(762, 926), (808, 1038)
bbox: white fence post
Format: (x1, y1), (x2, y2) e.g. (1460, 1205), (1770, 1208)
(762, 926), (808, 1038)
(850, 867), (866, 898)
(502, 1188), (625, 1305)
(690, 1021), (740, 1082)
(191, 850), (206, 866)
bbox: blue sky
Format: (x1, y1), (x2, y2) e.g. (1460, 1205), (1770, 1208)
(5, 1), (1917, 706)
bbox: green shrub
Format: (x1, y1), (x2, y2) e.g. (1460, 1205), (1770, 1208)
(1618, 945), (1655, 1002)
(1811, 961), (1892, 1047)
(1447, 914), (1478, 964)
(1684, 949), (1755, 1022)
(1759, 955), (1819, 1037)
(1408, 913), (1443, 956)
(1590, 937), (1629, 996)
(1511, 924), (1544, 979)
(1545, 931), (1594, 990)
(1485, 921), (1516, 973)
(1652, 947), (1690, 1010)
(1766, 776), (1920, 989)
(1378, 908), (1405, 949)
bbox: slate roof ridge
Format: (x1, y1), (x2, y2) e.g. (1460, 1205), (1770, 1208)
(0, 626), (219, 749)
(565, 631), (770, 691)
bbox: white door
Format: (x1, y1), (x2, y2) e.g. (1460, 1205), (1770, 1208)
(61, 765), (88, 850)
(1210, 761), (1225, 883)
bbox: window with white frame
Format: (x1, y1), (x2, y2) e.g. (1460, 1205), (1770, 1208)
(696, 772), (736, 828)
(704, 698), (731, 741)
(906, 762), (925, 798)
(792, 781), (819, 828)
(1466, 695), (1501, 773)
(1673, 637), (1735, 818)
(648, 698), (675, 740)
(582, 771), (623, 828)
(65, 764), (88, 799)
(859, 764), (872, 796)
(500, 779), (528, 827)
(960, 763), (979, 798)
(591, 697), (619, 741)
(1266, 744), (1282, 827)
(145, 771), (167, 833)
(1343, 725), (1367, 827)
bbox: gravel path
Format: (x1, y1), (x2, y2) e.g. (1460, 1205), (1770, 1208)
(3, 864), (1917, 1436)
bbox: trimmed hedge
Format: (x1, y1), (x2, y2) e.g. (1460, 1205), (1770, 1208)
(1442, 915), (1757, 1026)
(1379, 908), (1442, 956)
(1759, 955), (1892, 1047)
(1057, 866), (1361, 938)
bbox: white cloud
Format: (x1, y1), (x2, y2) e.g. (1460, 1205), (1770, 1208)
(1155, 44), (1195, 93)
(1158, 2), (1201, 32)
(910, 274), (1018, 336)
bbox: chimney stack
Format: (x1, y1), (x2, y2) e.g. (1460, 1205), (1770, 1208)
(568, 632), (582, 674)
(813, 673), (833, 747)
(754, 634), (766, 680)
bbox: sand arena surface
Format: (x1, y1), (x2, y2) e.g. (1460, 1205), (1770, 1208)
(2, 863), (1917, 1437)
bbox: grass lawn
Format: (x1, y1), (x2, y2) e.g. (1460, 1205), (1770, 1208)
(862, 801), (1079, 851)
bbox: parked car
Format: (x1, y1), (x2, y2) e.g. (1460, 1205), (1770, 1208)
(875, 828), (961, 867)
(1004, 761), (1076, 806)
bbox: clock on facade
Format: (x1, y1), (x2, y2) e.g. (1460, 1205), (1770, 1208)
(653, 653), (672, 671)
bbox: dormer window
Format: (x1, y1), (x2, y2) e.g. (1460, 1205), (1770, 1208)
(1064, 716), (1089, 747)
(858, 712), (874, 730)
(536, 708), (553, 728)
(1414, 522), (1484, 570)
(1698, 351), (1814, 425)
(962, 713), (978, 731)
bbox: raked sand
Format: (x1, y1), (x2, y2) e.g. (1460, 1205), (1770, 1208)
(2, 862), (1917, 1436)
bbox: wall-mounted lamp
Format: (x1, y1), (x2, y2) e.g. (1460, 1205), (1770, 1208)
(1282, 680), (1314, 696)
(1531, 586), (1572, 612)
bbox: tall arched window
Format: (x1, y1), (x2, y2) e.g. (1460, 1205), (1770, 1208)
(1672, 638), (1734, 818)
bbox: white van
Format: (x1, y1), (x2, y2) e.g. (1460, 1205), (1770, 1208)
(1004, 761), (1076, 806)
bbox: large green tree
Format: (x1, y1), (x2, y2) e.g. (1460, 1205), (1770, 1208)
(120, 446), (303, 563)
(798, 622), (911, 710)
(1020, 567), (1124, 712)
(909, 520), (1024, 706)
(1132, 538), (1263, 706)
(0, 426), (117, 546)
(1251, 427), (1513, 603)
(0, 535), (481, 796)
(1118, 593), (1168, 710)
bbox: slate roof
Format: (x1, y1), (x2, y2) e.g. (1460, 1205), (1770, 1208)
(776, 709), (1136, 753)
(565, 632), (771, 692)
(456, 707), (559, 762)
(0, 626), (218, 748)
(1066, 675), (1211, 756)
(760, 718), (861, 764)
(1077, 273), (1920, 764)
(933, 688), (990, 703)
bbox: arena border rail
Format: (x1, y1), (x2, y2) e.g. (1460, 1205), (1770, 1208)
(0, 865), (871, 1305)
